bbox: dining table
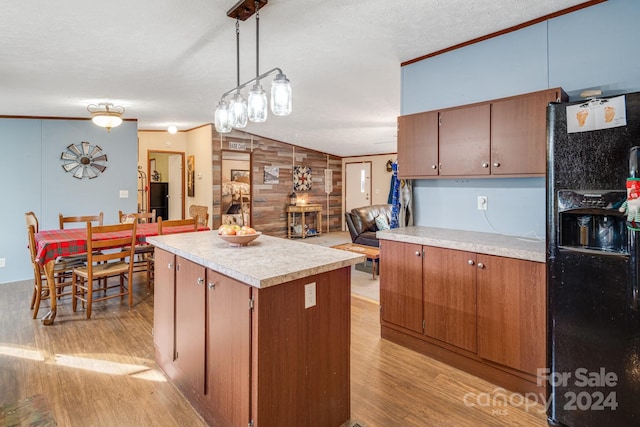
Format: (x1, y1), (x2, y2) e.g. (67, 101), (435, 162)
(34, 221), (209, 325)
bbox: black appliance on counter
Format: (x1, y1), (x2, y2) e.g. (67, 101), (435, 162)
(547, 92), (640, 426)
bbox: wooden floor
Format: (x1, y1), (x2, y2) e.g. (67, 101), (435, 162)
(0, 277), (548, 426)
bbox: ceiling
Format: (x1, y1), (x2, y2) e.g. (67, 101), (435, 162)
(1, 0), (592, 157)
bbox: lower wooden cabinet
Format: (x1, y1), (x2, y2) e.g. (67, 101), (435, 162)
(379, 241), (422, 333)
(205, 269), (251, 427)
(423, 246), (477, 353)
(380, 240), (546, 394)
(174, 256), (206, 399)
(476, 254), (546, 375)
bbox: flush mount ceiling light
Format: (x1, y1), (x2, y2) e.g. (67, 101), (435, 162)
(87, 102), (125, 132)
(214, 0), (292, 134)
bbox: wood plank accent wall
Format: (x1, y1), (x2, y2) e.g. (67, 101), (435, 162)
(211, 132), (343, 237)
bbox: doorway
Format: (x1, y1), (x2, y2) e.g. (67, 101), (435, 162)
(220, 151), (251, 226)
(147, 150), (185, 220)
(345, 162), (372, 212)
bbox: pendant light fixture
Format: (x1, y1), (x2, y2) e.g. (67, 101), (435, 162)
(228, 18), (248, 129)
(214, 0), (292, 134)
(87, 102), (125, 132)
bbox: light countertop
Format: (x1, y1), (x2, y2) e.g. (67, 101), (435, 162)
(146, 231), (365, 288)
(377, 226), (545, 262)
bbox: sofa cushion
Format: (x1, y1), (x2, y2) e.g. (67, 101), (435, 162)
(375, 214), (390, 230)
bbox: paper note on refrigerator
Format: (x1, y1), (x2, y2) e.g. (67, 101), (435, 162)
(567, 95), (627, 133)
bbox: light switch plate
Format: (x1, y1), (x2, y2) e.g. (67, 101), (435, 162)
(0, 258), (5, 268)
(305, 282), (316, 309)
(119, 190), (129, 198)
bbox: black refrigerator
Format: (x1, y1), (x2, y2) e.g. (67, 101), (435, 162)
(547, 92), (640, 426)
(150, 182), (169, 221)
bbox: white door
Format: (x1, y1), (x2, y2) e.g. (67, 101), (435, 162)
(168, 155), (182, 219)
(345, 162), (371, 212)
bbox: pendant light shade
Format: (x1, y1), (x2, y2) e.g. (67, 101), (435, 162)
(248, 83), (268, 122)
(214, 100), (232, 133)
(271, 73), (292, 116)
(229, 92), (248, 129)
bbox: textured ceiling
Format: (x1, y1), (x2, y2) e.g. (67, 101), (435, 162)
(0, 0), (591, 156)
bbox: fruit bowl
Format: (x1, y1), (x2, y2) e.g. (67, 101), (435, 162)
(218, 231), (262, 246)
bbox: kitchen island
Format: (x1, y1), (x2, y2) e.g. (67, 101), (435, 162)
(146, 231), (365, 427)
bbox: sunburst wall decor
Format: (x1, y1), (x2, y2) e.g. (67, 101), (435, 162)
(60, 141), (108, 179)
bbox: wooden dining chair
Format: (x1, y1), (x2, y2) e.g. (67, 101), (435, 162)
(25, 223), (84, 318)
(59, 212), (104, 229)
(188, 205), (209, 227)
(118, 209), (156, 224)
(118, 210), (157, 285)
(71, 222), (137, 319)
(157, 217), (198, 235)
(25, 211), (85, 318)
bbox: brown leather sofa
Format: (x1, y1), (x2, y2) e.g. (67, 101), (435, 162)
(345, 204), (392, 247)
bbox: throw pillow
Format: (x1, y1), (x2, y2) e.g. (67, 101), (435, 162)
(375, 214), (390, 230)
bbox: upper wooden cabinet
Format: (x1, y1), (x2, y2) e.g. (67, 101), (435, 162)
(439, 104), (491, 176)
(397, 87), (567, 178)
(397, 111), (439, 177)
(491, 88), (565, 175)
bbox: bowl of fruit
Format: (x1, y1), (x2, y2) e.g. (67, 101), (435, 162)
(217, 224), (261, 246)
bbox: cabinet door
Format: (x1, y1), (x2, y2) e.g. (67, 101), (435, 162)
(380, 240), (423, 333)
(174, 256), (206, 396)
(397, 111), (439, 178)
(476, 255), (546, 375)
(423, 247), (477, 352)
(206, 269), (251, 426)
(153, 248), (176, 371)
(491, 89), (560, 175)
(439, 104), (490, 176)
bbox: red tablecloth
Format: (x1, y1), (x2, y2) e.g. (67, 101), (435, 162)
(35, 222), (208, 266)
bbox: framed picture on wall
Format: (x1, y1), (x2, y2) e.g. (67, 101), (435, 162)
(231, 169), (250, 182)
(187, 155), (195, 197)
(264, 166), (279, 184)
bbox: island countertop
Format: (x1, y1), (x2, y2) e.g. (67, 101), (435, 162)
(146, 231), (365, 288)
(377, 226), (545, 262)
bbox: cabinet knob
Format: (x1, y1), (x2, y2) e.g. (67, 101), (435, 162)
(208, 282), (216, 290)
(431, 165), (437, 169)
(482, 162), (489, 168)
(415, 251), (421, 257)
(493, 162), (500, 167)
(477, 262), (485, 269)
(167, 263), (173, 269)
(468, 259), (474, 266)
(197, 277), (204, 285)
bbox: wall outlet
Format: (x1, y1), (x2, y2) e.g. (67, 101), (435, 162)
(477, 196), (488, 211)
(0, 258), (5, 268)
(119, 190), (129, 198)
(305, 282), (316, 309)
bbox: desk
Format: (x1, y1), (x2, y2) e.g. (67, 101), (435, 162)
(34, 222), (208, 325)
(330, 243), (380, 279)
(286, 204), (322, 238)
